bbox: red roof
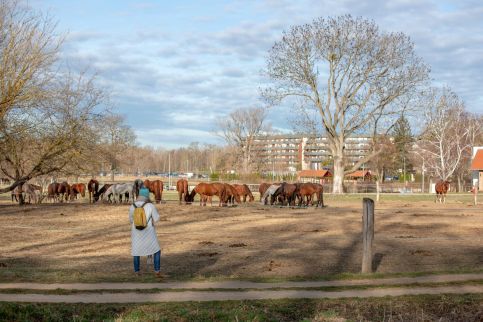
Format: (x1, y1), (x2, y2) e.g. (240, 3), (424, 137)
(297, 170), (332, 178)
(346, 170), (371, 178)
(470, 150), (483, 170)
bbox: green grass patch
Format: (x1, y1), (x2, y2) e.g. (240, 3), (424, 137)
(1, 266), (482, 284)
(0, 294), (481, 321)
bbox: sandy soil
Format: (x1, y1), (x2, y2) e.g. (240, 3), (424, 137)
(0, 198), (482, 281)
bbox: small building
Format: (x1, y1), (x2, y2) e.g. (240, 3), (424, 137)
(297, 169), (332, 183)
(345, 170), (372, 182)
(470, 147), (483, 191)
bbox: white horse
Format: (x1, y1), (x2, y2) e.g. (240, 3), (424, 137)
(11, 183), (41, 204)
(260, 184), (281, 205)
(103, 183), (134, 203)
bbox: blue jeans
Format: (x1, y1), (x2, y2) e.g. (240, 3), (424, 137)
(133, 250), (160, 272)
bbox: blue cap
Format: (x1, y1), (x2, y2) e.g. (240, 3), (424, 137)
(139, 188), (150, 198)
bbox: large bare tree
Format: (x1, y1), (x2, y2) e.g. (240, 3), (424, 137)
(263, 15), (429, 193)
(216, 107), (271, 175)
(417, 87), (482, 182)
(0, 1), (111, 199)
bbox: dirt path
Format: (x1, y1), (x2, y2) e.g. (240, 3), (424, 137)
(0, 274), (482, 303)
(1, 286), (482, 303)
(1, 273), (482, 290)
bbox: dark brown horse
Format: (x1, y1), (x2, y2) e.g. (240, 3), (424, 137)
(259, 183), (270, 202)
(69, 183), (86, 201)
(93, 184), (112, 202)
(176, 179), (189, 205)
(233, 184), (254, 202)
(272, 182), (298, 206)
(224, 183), (241, 205)
(57, 182), (70, 202)
(87, 179), (99, 203)
(299, 182), (325, 207)
(47, 182), (59, 203)
(187, 182), (225, 206)
(144, 179), (163, 204)
(435, 180), (450, 203)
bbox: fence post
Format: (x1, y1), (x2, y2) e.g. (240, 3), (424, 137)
(472, 186), (478, 206)
(362, 198), (374, 273)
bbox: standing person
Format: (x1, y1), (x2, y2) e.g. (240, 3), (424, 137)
(129, 187), (162, 276)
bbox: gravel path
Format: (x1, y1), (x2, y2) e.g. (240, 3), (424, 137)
(0, 286), (482, 303)
(0, 274), (482, 303)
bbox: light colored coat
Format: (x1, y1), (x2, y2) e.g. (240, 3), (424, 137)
(129, 198), (161, 256)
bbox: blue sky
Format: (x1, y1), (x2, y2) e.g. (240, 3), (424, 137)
(31, 0), (483, 148)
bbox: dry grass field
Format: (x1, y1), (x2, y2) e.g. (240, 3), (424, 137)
(0, 192), (482, 282)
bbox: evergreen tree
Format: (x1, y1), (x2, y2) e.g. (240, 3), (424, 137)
(392, 115), (414, 180)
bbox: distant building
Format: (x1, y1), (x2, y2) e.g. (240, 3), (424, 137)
(251, 134), (371, 174)
(470, 147), (483, 191)
(297, 169), (333, 182)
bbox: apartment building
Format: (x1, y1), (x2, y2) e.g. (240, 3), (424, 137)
(251, 134), (371, 174)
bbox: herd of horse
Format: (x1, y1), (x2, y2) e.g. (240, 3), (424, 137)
(11, 179), (164, 205)
(10, 178), (452, 206)
(178, 180), (324, 207)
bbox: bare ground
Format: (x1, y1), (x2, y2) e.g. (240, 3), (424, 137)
(0, 197), (482, 282)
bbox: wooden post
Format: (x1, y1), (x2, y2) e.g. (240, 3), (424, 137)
(472, 186), (478, 206)
(362, 198), (375, 273)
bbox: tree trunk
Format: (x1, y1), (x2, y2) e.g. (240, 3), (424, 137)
(333, 156), (344, 194)
(110, 163), (115, 182)
(457, 175), (462, 193)
(18, 193), (25, 205)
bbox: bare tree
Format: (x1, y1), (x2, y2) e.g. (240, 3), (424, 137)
(0, 71), (107, 201)
(0, 0), (61, 122)
(263, 15), (429, 193)
(0, 1), (113, 200)
(216, 107), (271, 175)
(98, 114), (136, 181)
(418, 87), (482, 182)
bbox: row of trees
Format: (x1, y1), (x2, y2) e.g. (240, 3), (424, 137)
(1, 4), (480, 196)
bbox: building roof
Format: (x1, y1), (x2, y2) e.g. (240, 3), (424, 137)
(346, 170), (372, 178)
(298, 170), (332, 178)
(470, 149), (483, 170)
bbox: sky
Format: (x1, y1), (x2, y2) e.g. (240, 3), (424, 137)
(30, 0), (483, 149)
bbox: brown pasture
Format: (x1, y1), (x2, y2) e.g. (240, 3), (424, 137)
(0, 198), (481, 282)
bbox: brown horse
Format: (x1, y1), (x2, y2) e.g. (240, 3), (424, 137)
(87, 179), (99, 203)
(187, 182), (225, 206)
(224, 183), (241, 205)
(272, 182), (298, 206)
(144, 179), (163, 204)
(47, 182), (59, 203)
(233, 184), (254, 202)
(57, 182), (70, 202)
(259, 183), (270, 202)
(299, 183), (325, 207)
(69, 183), (86, 201)
(176, 179), (189, 205)
(435, 180), (450, 203)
